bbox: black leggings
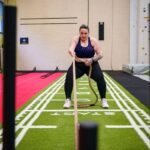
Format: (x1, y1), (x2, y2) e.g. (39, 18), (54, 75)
(64, 61), (106, 100)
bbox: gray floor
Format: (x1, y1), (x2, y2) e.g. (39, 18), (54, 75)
(134, 75), (150, 82)
(106, 71), (150, 108)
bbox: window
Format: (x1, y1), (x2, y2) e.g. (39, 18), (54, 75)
(0, 1), (3, 33)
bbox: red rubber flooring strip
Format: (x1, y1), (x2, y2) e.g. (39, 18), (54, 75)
(0, 72), (64, 122)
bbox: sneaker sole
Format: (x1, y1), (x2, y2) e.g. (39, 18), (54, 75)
(63, 106), (70, 109)
(102, 105), (109, 109)
(102, 106), (109, 109)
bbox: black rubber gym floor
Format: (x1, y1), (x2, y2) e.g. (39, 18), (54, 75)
(106, 71), (150, 108)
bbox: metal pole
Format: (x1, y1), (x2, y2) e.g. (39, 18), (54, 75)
(3, 5), (16, 150)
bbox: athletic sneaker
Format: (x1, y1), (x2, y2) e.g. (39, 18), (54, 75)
(101, 98), (109, 109)
(63, 99), (71, 109)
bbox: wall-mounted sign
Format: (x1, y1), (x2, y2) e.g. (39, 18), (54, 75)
(20, 37), (29, 44)
(99, 22), (104, 40)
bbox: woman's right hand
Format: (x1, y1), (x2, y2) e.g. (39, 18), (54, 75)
(75, 56), (87, 63)
(68, 50), (75, 57)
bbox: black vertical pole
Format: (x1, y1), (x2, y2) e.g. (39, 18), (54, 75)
(3, 6), (16, 150)
(149, 3), (150, 61)
(79, 122), (98, 150)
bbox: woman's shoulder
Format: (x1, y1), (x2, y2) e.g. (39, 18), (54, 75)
(89, 36), (98, 46)
(89, 36), (97, 42)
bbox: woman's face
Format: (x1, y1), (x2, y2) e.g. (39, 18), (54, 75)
(79, 28), (89, 41)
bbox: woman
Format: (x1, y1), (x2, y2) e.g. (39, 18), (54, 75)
(63, 24), (109, 109)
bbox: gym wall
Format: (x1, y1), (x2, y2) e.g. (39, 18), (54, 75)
(137, 0), (150, 64)
(130, 0), (150, 65)
(89, 0), (130, 70)
(16, 0), (130, 71)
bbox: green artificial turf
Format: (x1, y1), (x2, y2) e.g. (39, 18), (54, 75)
(1, 73), (150, 150)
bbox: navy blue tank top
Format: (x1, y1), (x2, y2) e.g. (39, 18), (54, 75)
(75, 37), (95, 58)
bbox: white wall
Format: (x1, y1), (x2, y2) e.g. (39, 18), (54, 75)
(16, 0), (130, 70)
(17, 0), (88, 70)
(89, 0), (114, 70)
(137, 0), (150, 64)
(130, 0), (150, 65)
(130, 0), (138, 64)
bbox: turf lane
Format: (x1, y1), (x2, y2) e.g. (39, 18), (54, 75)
(16, 75), (150, 150)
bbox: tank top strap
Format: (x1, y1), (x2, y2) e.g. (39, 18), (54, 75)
(78, 37), (81, 44)
(88, 37), (92, 47)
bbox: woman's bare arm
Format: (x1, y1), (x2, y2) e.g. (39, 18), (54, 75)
(68, 36), (78, 57)
(91, 37), (103, 62)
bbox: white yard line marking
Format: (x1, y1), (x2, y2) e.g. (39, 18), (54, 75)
(50, 112), (103, 116)
(51, 99), (65, 101)
(51, 98), (91, 102)
(105, 74), (150, 149)
(64, 112), (74, 116)
(57, 92), (91, 95)
(19, 125), (57, 129)
(56, 92), (65, 94)
(35, 97), (135, 103)
(106, 125), (150, 128)
(26, 109), (140, 112)
(78, 87), (89, 90)
(79, 112), (90, 115)
(78, 99), (91, 102)
(79, 81), (88, 83)
(104, 112), (115, 115)
(107, 98), (130, 101)
(92, 112), (101, 115)
(51, 112), (61, 116)
(15, 77), (64, 147)
(78, 83), (89, 85)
